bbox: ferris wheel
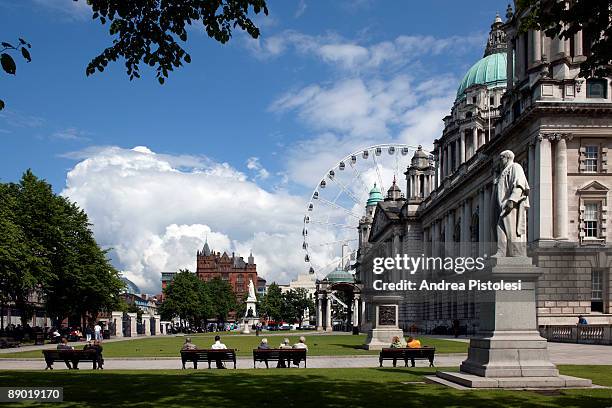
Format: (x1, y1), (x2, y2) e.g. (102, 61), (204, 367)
(302, 143), (424, 279)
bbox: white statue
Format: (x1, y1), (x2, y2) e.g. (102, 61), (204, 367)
(492, 150), (530, 257)
(247, 278), (256, 300)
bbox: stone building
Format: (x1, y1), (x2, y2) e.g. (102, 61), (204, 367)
(196, 240), (258, 301)
(356, 6), (612, 334)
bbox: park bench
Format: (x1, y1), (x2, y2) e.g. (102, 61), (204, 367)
(42, 349), (101, 370)
(379, 347), (435, 367)
(253, 348), (307, 368)
(180, 349), (237, 369)
(0, 337), (20, 349)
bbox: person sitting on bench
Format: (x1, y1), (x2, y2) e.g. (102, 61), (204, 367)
(57, 337), (74, 369)
(211, 335), (227, 369)
(292, 336), (308, 366)
(406, 336), (422, 367)
(277, 338), (292, 368)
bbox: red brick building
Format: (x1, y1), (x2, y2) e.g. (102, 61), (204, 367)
(196, 241), (257, 300)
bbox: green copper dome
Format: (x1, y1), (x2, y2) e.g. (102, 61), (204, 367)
(325, 268), (355, 283)
(456, 52), (507, 99)
(366, 184), (384, 207)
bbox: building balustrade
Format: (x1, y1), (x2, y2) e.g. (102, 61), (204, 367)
(539, 324), (612, 345)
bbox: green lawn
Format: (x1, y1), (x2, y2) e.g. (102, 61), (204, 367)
(0, 334), (468, 358)
(0, 366), (610, 407)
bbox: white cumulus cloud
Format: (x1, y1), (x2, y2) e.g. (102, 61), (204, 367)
(61, 146), (309, 293)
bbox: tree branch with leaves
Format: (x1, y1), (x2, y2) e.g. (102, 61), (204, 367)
(518, 0), (612, 77)
(0, 38), (32, 110)
(80, 0), (268, 83)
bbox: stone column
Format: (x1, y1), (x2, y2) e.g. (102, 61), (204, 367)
(127, 312), (137, 337)
(446, 210), (455, 257)
(574, 31), (583, 57)
(528, 142), (536, 242)
(460, 132), (466, 164)
(455, 139), (461, 168)
(415, 174), (420, 198)
(482, 185), (491, 255)
(478, 189), (486, 256)
(431, 221), (438, 259)
(435, 154), (440, 188)
(553, 35), (565, 58)
(532, 30), (542, 63)
(407, 174), (412, 198)
(461, 201), (471, 257)
(316, 295), (323, 330)
(361, 299), (366, 331)
(153, 315), (161, 335)
(353, 295), (360, 328)
(472, 128), (478, 154)
(506, 38), (514, 89)
(143, 315), (151, 336)
(111, 311), (123, 338)
(535, 135), (554, 240)
(515, 34), (523, 79)
(447, 145), (452, 175)
(325, 296), (332, 331)
(438, 146), (443, 181)
(554, 136), (569, 239)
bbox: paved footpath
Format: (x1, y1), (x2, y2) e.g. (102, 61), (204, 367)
(0, 341), (611, 370)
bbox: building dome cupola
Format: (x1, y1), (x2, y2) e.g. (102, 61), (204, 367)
(385, 176), (404, 201)
(410, 145), (431, 169)
(456, 13), (508, 99)
(484, 12), (508, 57)
(366, 183), (384, 207)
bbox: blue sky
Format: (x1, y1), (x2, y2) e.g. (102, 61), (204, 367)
(0, 0), (510, 291)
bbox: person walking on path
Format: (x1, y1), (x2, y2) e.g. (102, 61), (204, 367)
(94, 323), (102, 341)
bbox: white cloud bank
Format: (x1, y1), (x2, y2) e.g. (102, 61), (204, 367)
(61, 146), (309, 293)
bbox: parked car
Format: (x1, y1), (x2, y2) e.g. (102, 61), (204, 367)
(279, 324), (292, 331)
(299, 324), (316, 330)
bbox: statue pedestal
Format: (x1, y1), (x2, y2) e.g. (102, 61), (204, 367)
(436, 257), (591, 388)
(241, 294), (258, 334)
(363, 296), (404, 350)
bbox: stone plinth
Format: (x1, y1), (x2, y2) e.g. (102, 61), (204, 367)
(434, 372), (592, 389)
(111, 311), (123, 338)
(127, 312), (137, 337)
(152, 315), (161, 335)
(364, 295), (404, 350)
(438, 257), (591, 388)
(143, 315), (152, 336)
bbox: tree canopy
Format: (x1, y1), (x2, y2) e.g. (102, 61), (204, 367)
(0, 170), (124, 326)
(158, 269), (212, 325)
(259, 284), (314, 325)
(518, 0), (612, 77)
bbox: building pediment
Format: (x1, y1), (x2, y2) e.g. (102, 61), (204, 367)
(578, 180), (609, 194)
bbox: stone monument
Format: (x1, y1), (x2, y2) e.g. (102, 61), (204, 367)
(241, 279), (258, 334)
(436, 151), (591, 388)
(363, 295), (404, 350)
